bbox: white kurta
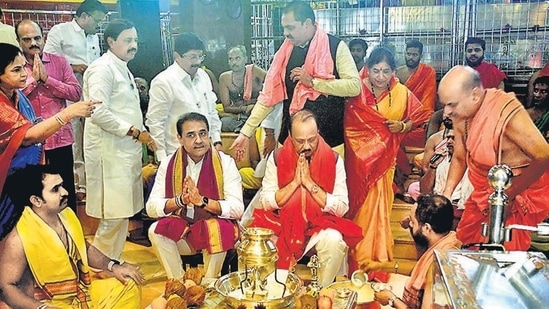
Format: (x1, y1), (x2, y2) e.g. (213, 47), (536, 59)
(83, 51), (143, 219)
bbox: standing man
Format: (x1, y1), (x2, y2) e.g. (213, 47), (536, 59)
(0, 8), (18, 47)
(83, 19), (156, 259)
(147, 112), (244, 279)
(147, 32), (222, 163)
(439, 65), (549, 251)
(464, 37), (506, 90)
(349, 38), (368, 72)
(526, 76), (549, 141)
(16, 19), (82, 211)
(394, 40), (438, 197)
(0, 165), (142, 309)
(230, 1), (360, 158)
(218, 45), (267, 133)
(44, 0), (108, 201)
(251, 110), (362, 287)
(373, 194), (461, 309)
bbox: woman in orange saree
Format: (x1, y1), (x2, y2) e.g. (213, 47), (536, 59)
(344, 46), (430, 270)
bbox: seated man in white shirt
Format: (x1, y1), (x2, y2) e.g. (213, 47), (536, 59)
(249, 110), (363, 287)
(146, 112), (244, 279)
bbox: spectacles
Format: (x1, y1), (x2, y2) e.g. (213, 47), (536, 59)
(182, 53), (205, 62)
(87, 12), (104, 24)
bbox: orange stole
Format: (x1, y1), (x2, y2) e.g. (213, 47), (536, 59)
(403, 63), (437, 113)
(402, 231), (461, 309)
(457, 89), (549, 250)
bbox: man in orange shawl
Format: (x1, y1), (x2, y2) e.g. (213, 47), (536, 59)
(230, 1), (360, 159)
(374, 194), (461, 309)
(146, 112), (244, 279)
(439, 66), (549, 251)
(251, 110), (362, 287)
(395, 40), (437, 193)
(345, 46), (430, 271)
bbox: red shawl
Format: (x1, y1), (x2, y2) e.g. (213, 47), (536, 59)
(0, 93), (32, 194)
(539, 63), (549, 77)
(474, 61), (506, 89)
(344, 70), (428, 219)
(154, 147), (239, 253)
(242, 64), (254, 101)
(257, 25), (334, 114)
(251, 136), (362, 269)
(403, 63), (437, 113)
(457, 89), (549, 250)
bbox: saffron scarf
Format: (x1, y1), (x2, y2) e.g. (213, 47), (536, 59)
(257, 25), (334, 114)
(402, 231), (461, 308)
(17, 207), (92, 306)
(403, 63), (437, 113)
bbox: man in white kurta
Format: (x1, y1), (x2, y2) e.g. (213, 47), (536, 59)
(146, 32), (222, 162)
(83, 19), (156, 259)
(44, 0), (108, 198)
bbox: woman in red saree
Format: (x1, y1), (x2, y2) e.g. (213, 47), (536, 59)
(344, 46), (430, 270)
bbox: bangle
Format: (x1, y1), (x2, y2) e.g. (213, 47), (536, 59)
(399, 121), (406, 133)
(107, 259), (120, 271)
(175, 194), (185, 208)
(55, 113), (67, 126)
(37, 304), (48, 309)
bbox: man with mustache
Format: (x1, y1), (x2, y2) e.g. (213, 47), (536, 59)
(527, 76), (549, 141)
(44, 0), (108, 203)
(250, 110), (363, 287)
(83, 19), (157, 260)
(230, 0), (360, 160)
(373, 194), (461, 309)
(147, 32), (222, 163)
(146, 112), (244, 279)
(0, 165), (143, 308)
(464, 37), (506, 90)
(16, 19), (83, 212)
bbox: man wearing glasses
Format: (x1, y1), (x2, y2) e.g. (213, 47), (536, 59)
(147, 32), (222, 162)
(464, 37), (506, 90)
(44, 0), (108, 202)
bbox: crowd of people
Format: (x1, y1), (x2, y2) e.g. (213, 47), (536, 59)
(0, 0), (549, 308)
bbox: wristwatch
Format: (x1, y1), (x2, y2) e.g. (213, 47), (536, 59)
(311, 184), (319, 194)
(388, 295), (397, 307)
(200, 196), (209, 208)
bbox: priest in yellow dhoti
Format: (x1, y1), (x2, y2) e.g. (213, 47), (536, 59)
(0, 165), (143, 309)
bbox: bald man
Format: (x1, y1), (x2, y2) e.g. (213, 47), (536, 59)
(438, 65), (549, 251)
